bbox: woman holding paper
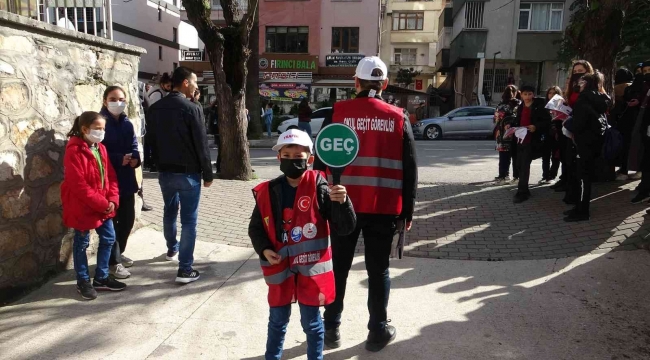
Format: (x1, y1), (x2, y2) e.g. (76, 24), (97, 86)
(493, 85), (521, 184)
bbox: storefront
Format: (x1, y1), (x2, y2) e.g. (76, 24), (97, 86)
(259, 54), (318, 112)
(178, 49), (215, 108)
(312, 53), (364, 104)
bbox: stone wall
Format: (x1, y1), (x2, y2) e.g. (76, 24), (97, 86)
(0, 12), (145, 291)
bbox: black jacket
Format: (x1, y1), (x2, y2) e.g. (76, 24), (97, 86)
(572, 90), (610, 158)
(313, 91), (418, 221)
(513, 97), (552, 154)
(248, 174), (357, 261)
(147, 92), (213, 183)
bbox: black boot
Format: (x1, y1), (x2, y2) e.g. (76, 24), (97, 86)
(324, 328), (341, 349)
(564, 212), (590, 222)
(365, 325), (396, 352)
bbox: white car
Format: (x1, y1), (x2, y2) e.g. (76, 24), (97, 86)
(277, 107), (332, 137)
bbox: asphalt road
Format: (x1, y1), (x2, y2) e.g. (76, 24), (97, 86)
(211, 139), (545, 184)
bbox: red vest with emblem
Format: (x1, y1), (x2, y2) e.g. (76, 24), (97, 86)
(252, 170), (335, 307)
(330, 97), (405, 215)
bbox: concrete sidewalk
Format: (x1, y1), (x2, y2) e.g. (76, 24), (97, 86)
(1, 227), (650, 359)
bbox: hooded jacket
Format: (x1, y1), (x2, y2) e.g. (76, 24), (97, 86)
(572, 90), (610, 158)
(61, 136), (120, 231)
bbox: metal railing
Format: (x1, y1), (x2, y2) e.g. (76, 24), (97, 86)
(1, 0), (113, 39)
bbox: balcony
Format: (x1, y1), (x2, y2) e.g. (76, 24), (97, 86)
(437, 26), (451, 52)
(390, 31), (435, 44)
(449, 29), (486, 66)
(390, 0), (440, 12)
(435, 48), (450, 72)
(389, 62), (436, 75)
(1, 0), (114, 39)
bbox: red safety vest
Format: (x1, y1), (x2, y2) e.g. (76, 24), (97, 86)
(330, 97), (405, 215)
(252, 170), (335, 307)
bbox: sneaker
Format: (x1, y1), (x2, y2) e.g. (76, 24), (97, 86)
(166, 250), (179, 261)
(76, 280), (97, 300)
(365, 325), (397, 352)
(120, 255), (134, 268)
(550, 180), (565, 190)
(616, 173), (629, 181)
(324, 328), (341, 349)
(142, 202), (153, 211)
(176, 269), (200, 284)
(511, 178), (519, 184)
(631, 193), (650, 204)
(563, 208), (577, 216)
(630, 172), (642, 180)
(538, 179), (549, 185)
(93, 277), (127, 291)
(109, 264), (131, 279)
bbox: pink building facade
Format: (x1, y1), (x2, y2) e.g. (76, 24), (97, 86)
(259, 0), (380, 105)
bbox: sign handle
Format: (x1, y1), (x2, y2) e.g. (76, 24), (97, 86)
(330, 167), (343, 186)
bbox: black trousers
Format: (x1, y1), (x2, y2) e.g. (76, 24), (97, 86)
(323, 214), (397, 332)
(575, 154), (596, 215)
(618, 127), (633, 174)
(557, 135), (567, 182)
(109, 194), (136, 265)
(637, 139), (650, 195)
(216, 134), (222, 172)
(564, 141), (579, 201)
(516, 144), (533, 193)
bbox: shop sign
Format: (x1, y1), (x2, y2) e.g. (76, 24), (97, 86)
(260, 83), (311, 102)
(259, 55), (318, 73)
(325, 54), (364, 67)
(183, 49), (203, 61)
(260, 72), (312, 82)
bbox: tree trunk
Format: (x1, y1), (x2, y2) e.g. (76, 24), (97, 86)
(183, 0), (258, 181)
(246, 13), (262, 140)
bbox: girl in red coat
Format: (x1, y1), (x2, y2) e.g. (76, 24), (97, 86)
(61, 111), (127, 300)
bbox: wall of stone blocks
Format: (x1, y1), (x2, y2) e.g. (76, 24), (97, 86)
(0, 12), (145, 291)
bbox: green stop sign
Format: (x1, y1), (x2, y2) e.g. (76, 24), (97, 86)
(316, 123), (360, 168)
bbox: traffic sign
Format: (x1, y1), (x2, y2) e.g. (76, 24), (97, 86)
(315, 123), (360, 184)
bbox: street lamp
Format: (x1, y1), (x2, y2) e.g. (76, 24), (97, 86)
(490, 51), (502, 106)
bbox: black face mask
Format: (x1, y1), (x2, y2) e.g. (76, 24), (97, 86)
(644, 73), (650, 83)
(280, 158), (308, 179)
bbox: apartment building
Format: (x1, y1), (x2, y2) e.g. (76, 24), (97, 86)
(379, 0), (444, 91)
(438, 0), (570, 107)
(111, 0), (198, 82)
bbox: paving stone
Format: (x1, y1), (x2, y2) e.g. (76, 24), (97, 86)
(141, 177), (647, 261)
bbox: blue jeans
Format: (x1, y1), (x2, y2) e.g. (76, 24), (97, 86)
(266, 303), (324, 360)
(73, 219), (116, 282)
(158, 172), (201, 273)
(265, 119), (272, 137)
(298, 122), (312, 137)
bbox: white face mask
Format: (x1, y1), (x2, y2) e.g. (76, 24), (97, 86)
(85, 129), (105, 143)
(107, 101), (126, 116)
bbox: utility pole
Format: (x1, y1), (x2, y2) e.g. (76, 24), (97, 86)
(491, 51), (501, 106)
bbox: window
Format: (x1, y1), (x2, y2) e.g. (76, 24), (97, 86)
(519, 3), (564, 31)
(173, 27), (178, 43)
(331, 28), (359, 53)
(394, 48), (417, 65)
(158, 8), (162, 21)
(265, 26), (309, 53)
(392, 12), (424, 31)
(471, 108), (496, 117)
(312, 108), (331, 119)
(464, 2), (484, 29)
(451, 109), (472, 117)
(158, 46), (162, 60)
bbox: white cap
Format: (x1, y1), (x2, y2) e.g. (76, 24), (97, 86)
(272, 129), (314, 152)
(354, 56), (388, 81)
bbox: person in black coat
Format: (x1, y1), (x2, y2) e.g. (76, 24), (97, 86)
(564, 72), (610, 222)
(512, 86), (552, 203)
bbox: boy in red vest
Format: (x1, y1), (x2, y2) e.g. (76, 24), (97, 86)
(249, 129), (357, 360)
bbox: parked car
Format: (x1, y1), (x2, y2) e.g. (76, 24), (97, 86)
(412, 106), (496, 140)
(277, 107), (332, 136)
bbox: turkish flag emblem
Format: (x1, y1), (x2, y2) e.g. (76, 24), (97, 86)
(297, 196), (311, 212)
